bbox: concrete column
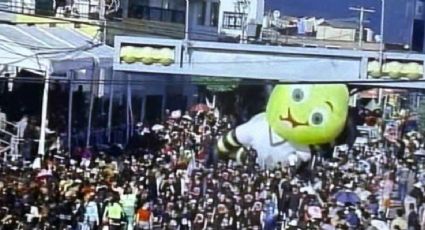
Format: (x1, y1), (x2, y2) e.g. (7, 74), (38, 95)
(38, 71), (50, 156)
(121, 0), (129, 18)
(204, 1), (212, 26)
(67, 71), (74, 153)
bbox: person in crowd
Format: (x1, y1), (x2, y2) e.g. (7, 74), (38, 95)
(84, 193), (100, 230)
(0, 107), (6, 131)
(103, 194), (125, 230)
(398, 162), (412, 201)
(408, 203), (421, 230)
(121, 186), (137, 230)
(0, 107), (422, 230)
(392, 209), (408, 230)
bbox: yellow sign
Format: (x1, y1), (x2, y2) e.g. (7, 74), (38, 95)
(120, 46), (175, 66)
(368, 60), (423, 80)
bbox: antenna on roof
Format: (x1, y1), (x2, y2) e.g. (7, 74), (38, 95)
(349, 6), (375, 48)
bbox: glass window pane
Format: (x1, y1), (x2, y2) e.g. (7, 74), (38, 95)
(223, 12), (244, 29)
(210, 2), (219, 27)
(197, 1), (206, 25)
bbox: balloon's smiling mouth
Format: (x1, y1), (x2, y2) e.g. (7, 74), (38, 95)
(279, 108), (309, 128)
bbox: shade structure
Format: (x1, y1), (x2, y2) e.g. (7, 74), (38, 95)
(0, 24), (114, 155)
(0, 24), (113, 73)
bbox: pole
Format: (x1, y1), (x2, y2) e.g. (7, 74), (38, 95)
(127, 74), (134, 142)
(359, 7), (364, 47)
(349, 6), (375, 48)
(67, 71), (74, 154)
(379, 0), (385, 69)
(38, 71), (50, 155)
(107, 72), (114, 142)
(183, 0), (190, 66)
(126, 74), (130, 143)
(99, 0), (106, 44)
(86, 62), (100, 148)
(239, 0), (249, 44)
(184, 0), (190, 42)
(86, 75), (95, 148)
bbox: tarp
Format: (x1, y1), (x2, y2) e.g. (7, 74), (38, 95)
(0, 24), (113, 73)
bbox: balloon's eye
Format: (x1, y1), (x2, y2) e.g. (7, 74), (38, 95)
(311, 112), (324, 125)
(292, 89), (304, 102)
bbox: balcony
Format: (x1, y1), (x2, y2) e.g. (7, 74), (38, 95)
(261, 28), (381, 50)
(127, 5), (185, 24)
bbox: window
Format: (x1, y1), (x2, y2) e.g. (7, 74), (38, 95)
(127, 0), (185, 23)
(210, 2), (219, 27)
(222, 12), (245, 29)
(197, 1), (207, 25)
(416, 1), (424, 19)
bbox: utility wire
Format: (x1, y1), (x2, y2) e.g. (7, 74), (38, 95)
(0, 27), (101, 51)
(1, 75), (425, 87)
(0, 7), (219, 38)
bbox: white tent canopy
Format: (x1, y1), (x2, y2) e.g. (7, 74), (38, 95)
(0, 24), (113, 73)
(0, 24), (114, 155)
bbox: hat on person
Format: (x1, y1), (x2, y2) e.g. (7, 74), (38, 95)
(183, 115), (192, 121)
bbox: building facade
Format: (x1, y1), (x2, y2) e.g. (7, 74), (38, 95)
(265, 0), (425, 52)
(217, 0), (264, 41)
(188, 0), (220, 41)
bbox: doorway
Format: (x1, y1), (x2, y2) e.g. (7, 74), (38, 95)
(144, 95), (163, 124)
(412, 19), (424, 52)
(166, 94), (187, 112)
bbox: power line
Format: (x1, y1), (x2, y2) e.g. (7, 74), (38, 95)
(349, 6), (375, 47)
(0, 6), (366, 45)
(1, 75), (425, 87)
(0, 7), (219, 38)
(0, 29), (100, 51)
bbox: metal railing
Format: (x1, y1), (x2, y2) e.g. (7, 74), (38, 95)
(0, 119), (19, 160)
(127, 5), (185, 24)
(0, 0), (102, 20)
(62, 124), (127, 150)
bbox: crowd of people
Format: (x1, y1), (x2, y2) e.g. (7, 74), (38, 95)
(0, 107), (424, 230)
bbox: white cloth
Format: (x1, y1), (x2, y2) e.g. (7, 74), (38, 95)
(81, 158), (91, 168)
(32, 157), (41, 169)
(405, 195), (417, 218)
(288, 154), (298, 166)
(0, 112), (6, 130)
(304, 17), (315, 33)
(26, 206), (39, 223)
(17, 118), (27, 139)
(171, 110), (182, 119)
(235, 113), (311, 168)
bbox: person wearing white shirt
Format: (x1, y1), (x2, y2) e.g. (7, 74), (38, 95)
(288, 152), (298, 177)
(84, 194), (100, 229)
(121, 187), (137, 230)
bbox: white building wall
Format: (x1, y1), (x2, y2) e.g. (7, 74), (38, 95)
(316, 26), (356, 41)
(218, 0), (264, 38)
